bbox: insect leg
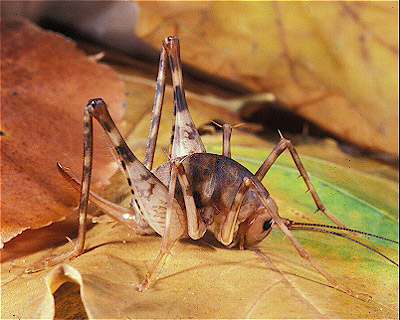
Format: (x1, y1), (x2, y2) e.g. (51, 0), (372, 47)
(175, 160), (208, 239)
(217, 181), (251, 246)
(143, 45), (167, 170)
(88, 99), (187, 291)
(138, 162), (186, 291)
(245, 177), (370, 299)
(163, 36), (206, 158)
(168, 101), (177, 159)
(86, 99), (186, 238)
(255, 133), (347, 228)
(56, 163), (154, 234)
(26, 103), (94, 272)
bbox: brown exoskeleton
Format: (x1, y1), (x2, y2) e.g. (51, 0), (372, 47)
(28, 37), (398, 299)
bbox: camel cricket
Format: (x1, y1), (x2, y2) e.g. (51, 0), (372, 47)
(28, 37), (398, 299)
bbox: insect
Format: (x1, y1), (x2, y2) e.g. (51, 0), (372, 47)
(28, 36), (398, 299)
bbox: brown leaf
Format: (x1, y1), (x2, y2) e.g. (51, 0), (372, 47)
(2, 219), (397, 319)
(2, 71), (397, 318)
(136, 2), (399, 157)
(1, 19), (126, 245)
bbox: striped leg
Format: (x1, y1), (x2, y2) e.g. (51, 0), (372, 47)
(145, 37), (206, 168)
(87, 99), (187, 291)
(216, 177), (251, 246)
(27, 99), (186, 273)
(84, 99), (186, 239)
(163, 37), (206, 159)
(56, 163), (154, 234)
(26, 104), (94, 272)
(255, 133), (347, 228)
(143, 45), (167, 170)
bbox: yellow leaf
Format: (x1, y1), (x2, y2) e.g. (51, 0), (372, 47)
(2, 73), (398, 319)
(136, 2), (399, 157)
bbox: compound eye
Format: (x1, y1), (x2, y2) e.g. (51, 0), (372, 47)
(263, 219), (272, 231)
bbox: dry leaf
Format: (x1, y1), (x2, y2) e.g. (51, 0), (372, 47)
(0, 19), (126, 245)
(136, 2), (399, 157)
(2, 188), (398, 318)
(1, 73), (397, 319)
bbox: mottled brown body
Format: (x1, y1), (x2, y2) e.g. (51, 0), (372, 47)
(152, 153), (272, 244)
(29, 37), (397, 300)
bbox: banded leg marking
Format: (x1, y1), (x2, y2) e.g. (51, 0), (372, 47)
(56, 163), (154, 234)
(144, 45), (168, 171)
(26, 103), (94, 272)
(163, 37), (206, 159)
(87, 99), (185, 237)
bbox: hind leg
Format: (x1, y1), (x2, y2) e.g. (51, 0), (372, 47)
(143, 45), (168, 170)
(164, 37), (206, 159)
(26, 102), (95, 272)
